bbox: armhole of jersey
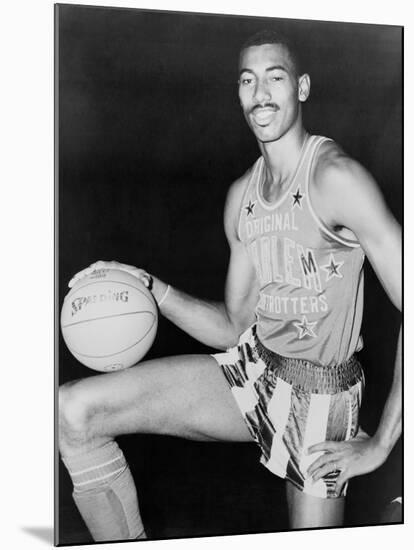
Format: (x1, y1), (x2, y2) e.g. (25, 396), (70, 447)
(305, 137), (361, 249)
(236, 157), (262, 242)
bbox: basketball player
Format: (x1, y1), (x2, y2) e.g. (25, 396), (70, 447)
(59, 30), (401, 540)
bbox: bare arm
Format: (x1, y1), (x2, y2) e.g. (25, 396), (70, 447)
(307, 148), (401, 491)
(147, 174), (260, 350)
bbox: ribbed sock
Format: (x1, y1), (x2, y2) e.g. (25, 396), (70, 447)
(62, 441), (146, 542)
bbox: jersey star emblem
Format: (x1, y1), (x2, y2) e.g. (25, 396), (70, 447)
(321, 253), (344, 281)
(292, 188), (305, 209)
(293, 316), (318, 339)
(245, 199), (256, 216)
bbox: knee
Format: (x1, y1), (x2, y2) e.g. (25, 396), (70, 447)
(59, 380), (96, 453)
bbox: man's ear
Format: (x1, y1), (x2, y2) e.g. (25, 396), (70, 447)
(298, 73), (311, 102)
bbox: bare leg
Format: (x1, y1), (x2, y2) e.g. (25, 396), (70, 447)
(60, 354), (253, 447)
(59, 355), (252, 541)
(286, 481), (345, 529)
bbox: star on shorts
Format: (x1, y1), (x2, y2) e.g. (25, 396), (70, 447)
(293, 315), (318, 339)
(321, 253), (344, 281)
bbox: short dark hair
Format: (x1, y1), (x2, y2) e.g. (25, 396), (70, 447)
(240, 30), (303, 76)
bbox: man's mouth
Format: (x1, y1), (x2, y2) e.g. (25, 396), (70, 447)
(250, 105), (279, 125)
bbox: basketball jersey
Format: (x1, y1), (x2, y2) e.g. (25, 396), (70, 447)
(238, 135), (364, 367)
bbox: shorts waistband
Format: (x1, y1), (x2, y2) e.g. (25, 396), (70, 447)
(253, 331), (363, 394)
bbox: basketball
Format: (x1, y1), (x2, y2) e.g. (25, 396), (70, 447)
(61, 268), (158, 372)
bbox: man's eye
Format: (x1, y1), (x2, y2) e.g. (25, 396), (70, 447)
(271, 76), (283, 82)
(240, 78), (253, 85)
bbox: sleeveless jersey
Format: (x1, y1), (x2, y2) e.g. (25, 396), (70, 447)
(238, 135), (364, 367)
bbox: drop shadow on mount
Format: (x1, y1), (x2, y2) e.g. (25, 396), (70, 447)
(21, 526), (54, 545)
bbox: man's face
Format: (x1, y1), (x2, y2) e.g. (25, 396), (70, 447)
(238, 43), (308, 143)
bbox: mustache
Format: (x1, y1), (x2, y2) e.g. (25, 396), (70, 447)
(249, 103), (279, 115)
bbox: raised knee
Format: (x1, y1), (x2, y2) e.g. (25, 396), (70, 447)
(59, 380), (96, 453)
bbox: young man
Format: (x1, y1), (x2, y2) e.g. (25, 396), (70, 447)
(59, 30), (401, 540)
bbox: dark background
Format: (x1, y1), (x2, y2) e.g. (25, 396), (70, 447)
(56, 4), (402, 545)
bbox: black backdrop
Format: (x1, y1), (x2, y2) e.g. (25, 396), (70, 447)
(56, 4), (402, 545)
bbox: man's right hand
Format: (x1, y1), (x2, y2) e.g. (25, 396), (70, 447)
(68, 260), (151, 289)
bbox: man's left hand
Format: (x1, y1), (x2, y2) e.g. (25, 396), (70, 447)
(306, 428), (389, 495)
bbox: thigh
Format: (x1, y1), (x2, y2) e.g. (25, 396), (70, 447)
(65, 354), (253, 443)
(286, 481), (345, 529)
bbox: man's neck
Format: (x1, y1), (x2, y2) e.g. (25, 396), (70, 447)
(259, 126), (308, 186)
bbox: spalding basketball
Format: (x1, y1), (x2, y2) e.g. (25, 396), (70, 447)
(61, 268), (158, 372)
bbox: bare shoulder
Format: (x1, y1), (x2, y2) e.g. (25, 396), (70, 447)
(313, 140), (378, 201)
(309, 139), (400, 244)
(224, 165), (254, 242)
(226, 167), (253, 207)
(311, 139), (385, 229)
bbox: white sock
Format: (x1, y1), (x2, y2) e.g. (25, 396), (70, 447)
(62, 441), (146, 542)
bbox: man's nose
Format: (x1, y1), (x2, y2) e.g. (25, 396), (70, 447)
(254, 79), (271, 103)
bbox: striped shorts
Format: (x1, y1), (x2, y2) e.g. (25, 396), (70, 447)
(212, 325), (364, 499)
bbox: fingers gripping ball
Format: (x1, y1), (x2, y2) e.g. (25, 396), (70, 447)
(61, 269), (158, 372)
